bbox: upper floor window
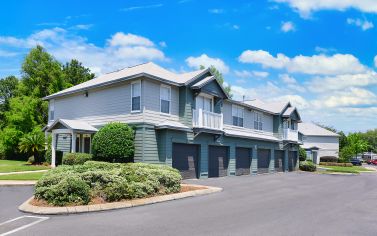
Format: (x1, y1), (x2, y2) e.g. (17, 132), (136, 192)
(131, 81), (141, 112)
(196, 95), (213, 112)
(232, 105), (244, 127)
(49, 99), (55, 120)
(160, 85), (171, 114)
(254, 112), (263, 130)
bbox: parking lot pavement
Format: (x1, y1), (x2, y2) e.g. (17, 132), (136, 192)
(2, 172), (377, 236)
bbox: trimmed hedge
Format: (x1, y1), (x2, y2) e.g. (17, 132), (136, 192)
(299, 161), (316, 172)
(319, 156), (338, 163)
(35, 161), (182, 206)
(92, 123), (135, 163)
(319, 162), (353, 167)
(62, 153), (93, 165)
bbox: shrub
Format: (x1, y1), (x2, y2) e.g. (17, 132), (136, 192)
(319, 162), (353, 167)
(62, 153), (93, 165)
(299, 147), (307, 161)
(35, 162), (182, 206)
(319, 156), (338, 163)
(299, 161), (317, 172)
(92, 123), (135, 163)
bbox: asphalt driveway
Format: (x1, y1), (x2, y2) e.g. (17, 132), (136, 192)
(1, 172), (377, 236)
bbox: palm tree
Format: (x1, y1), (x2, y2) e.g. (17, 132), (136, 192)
(19, 132), (45, 164)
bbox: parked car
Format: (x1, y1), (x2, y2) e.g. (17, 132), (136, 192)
(350, 159), (363, 166)
(371, 159), (377, 165)
(366, 160), (373, 165)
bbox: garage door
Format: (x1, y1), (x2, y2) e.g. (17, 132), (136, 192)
(288, 151), (298, 171)
(274, 150), (284, 172)
(172, 143), (199, 179)
(236, 147), (251, 176)
(208, 146), (229, 178)
(258, 149), (270, 174)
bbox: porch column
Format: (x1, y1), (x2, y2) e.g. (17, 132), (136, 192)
(284, 149), (289, 172)
(51, 133), (56, 168)
(251, 145), (258, 175)
(269, 149), (275, 173)
(71, 131), (76, 153)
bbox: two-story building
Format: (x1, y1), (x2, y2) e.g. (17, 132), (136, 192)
(43, 62), (302, 179)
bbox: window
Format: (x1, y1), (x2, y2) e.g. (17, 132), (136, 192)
(160, 85), (171, 114)
(232, 105), (244, 127)
(196, 95), (212, 112)
(254, 112), (263, 130)
(131, 81), (141, 112)
(49, 100), (55, 120)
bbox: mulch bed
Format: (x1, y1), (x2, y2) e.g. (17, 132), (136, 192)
(30, 184), (207, 207)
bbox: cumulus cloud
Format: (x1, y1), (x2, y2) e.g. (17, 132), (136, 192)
(347, 18), (374, 31)
(238, 50), (367, 75)
(234, 70), (269, 78)
(0, 28), (167, 74)
(281, 21), (295, 32)
(273, 0), (377, 18)
(185, 54), (229, 74)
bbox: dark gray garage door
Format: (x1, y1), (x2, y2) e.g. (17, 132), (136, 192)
(258, 149), (270, 174)
(208, 146), (229, 178)
(172, 143), (199, 179)
(236, 147), (251, 176)
(288, 151), (298, 171)
(274, 150), (285, 172)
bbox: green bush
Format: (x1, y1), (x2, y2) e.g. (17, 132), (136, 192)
(34, 162), (182, 206)
(92, 123), (135, 163)
(299, 147), (307, 161)
(62, 153), (93, 165)
(319, 162), (353, 167)
(299, 161), (317, 172)
(319, 156), (338, 162)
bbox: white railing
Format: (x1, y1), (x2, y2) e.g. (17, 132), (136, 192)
(192, 109), (223, 130)
(283, 128), (298, 142)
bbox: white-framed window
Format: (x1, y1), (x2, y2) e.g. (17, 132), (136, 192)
(254, 112), (263, 130)
(131, 81), (141, 112)
(196, 95), (213, 112)
(49, 99), (55, 120)
(160, 85), (171, 114)
(232, 105), (244, 127)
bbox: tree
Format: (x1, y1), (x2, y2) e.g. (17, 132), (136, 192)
(338, 131), (348, 150)
(359, 129), (377, 153)
(18, 130), (45, 164)
(0, 76), (19, 127)
(200, 65), (232, 98)
(298, 147), (307, 161)
(19, 45), (66, 98)
(346, 133), (369, 159)
(62, 59), (95, 87)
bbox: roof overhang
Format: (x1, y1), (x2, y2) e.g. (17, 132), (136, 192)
(46, 119), (98, 133)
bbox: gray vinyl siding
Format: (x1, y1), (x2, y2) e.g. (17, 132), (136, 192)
(134, 124), (161, 164)
(56, 133), (71, 153)
(178, 86), (195, 128)
(143, 79), (179, 116)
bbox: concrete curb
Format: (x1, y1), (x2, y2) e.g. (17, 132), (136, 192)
(0, 180), (37, 186)
(18, 184), (222, 215)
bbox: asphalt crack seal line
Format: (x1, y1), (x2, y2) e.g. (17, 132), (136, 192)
(0, 216), (49, 236)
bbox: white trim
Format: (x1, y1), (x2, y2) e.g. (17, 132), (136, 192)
(254, 111), (263, 131)
(232, 104), (244, 127)
(131, 80), (141, 113)
(159, 84), (171, 115)
(0, 216), (49, 236)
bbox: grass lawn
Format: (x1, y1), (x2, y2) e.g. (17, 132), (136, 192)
(0, 172), (45, 180)
(318, 165), (374, 174)
(0, 160), (50, 173)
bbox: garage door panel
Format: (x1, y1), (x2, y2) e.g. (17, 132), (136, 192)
(236, 147), (251, 176)
(288, 151), (298, 171)
(172, 143), (199, 179)
(208, 146), (229, 178)
(274, 150), (284, 172)
(258, 149), (270, 174)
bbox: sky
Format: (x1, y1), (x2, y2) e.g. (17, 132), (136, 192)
(0, 0), (377, 133)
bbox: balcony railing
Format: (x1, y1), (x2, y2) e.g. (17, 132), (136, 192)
(192, 109), (223, 130)
(283, 128), (298, 142)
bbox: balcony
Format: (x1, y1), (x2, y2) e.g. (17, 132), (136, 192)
(283, 128), (298, 142)
(192, 109), (223, 130)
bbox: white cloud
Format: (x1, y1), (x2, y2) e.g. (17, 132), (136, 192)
(0, 49), (18, 57)
(185, 54), (229, 74)
(70, 24), (93, 30)
(273, 0), (377, 18)
(279, 74), (306, 92)
(281, 21), (295, 32)
(208, 9), (224, 14)
(239, 50), (367, 75)
(234, 70), (269, 78)
(347, 18), (374, 30)
(0, 28), (167, 74)
(121, 4), (163, 11)
(159, 41), (167, 47)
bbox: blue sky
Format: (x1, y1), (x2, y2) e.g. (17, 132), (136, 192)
(1, 0), (377, 132)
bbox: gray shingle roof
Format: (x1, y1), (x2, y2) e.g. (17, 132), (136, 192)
(298, 122), (339, 137)
(243, 99), (289, 114)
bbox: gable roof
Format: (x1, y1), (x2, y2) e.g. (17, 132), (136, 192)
(243, 99), (290, 114)
(282, 106), (301, 121)
(298, 122), (339, 137)
(47, 119), (98, 133)
(191, 75), (229, 99)
(43, 62), (208, 100)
